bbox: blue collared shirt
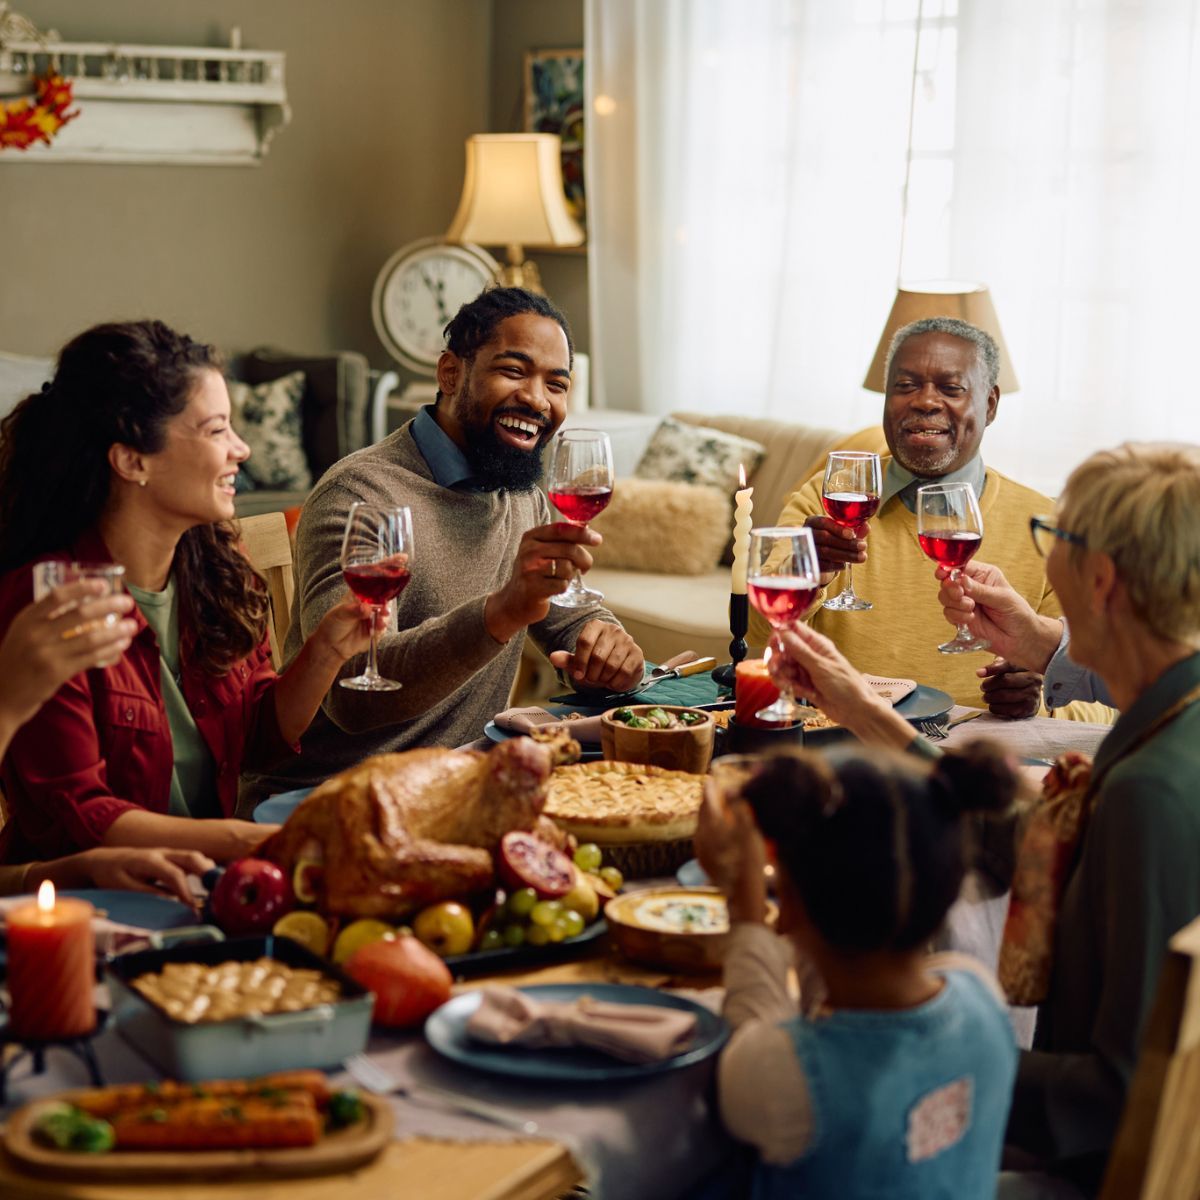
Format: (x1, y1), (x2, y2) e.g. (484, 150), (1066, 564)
(409, 404), (479, 490)
(882, 455), (987, 513)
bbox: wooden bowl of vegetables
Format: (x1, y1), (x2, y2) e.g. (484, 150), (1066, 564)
(601, 705), (715, 774)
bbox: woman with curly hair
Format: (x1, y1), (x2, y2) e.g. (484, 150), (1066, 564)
(0, 319), (384, 865)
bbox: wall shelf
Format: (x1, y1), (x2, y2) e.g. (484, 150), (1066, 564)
(0, 39), (290, 165)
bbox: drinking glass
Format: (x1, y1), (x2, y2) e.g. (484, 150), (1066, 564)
(820, 451), (881, 611)
(746, 526), (821, 722)
(915, 482), (989, 654)
(547, 429), (614, 608)
(33, 561), (127, 626)
(339, 502), (413, 691)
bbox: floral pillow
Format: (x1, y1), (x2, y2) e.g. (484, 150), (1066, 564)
(634, 417), (766, 493)
(228, 371), (311, 491)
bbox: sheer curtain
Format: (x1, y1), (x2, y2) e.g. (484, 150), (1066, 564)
(587, 0), (1200, 496)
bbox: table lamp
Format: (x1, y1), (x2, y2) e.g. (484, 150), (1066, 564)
(863, 282), (1019, 393)
(446, 133), (584, 294)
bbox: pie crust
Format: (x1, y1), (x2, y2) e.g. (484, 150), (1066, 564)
(542, 762), (705, 844)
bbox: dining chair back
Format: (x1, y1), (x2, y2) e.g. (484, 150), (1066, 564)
(237, 511), (295, 670)
(1099, 914), (1200, 1199)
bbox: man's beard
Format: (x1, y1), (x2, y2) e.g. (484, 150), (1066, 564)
(460, 401), (549, 492)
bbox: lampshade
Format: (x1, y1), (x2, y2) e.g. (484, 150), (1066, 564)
(446, 133), (584, 251)
(863, 281), (1019, 393)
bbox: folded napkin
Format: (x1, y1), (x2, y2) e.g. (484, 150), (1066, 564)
(863, 674), (917, 705)
(466, 985), (698, 1064)
(493, 707), (605, 745)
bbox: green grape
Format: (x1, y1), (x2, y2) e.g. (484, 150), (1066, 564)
(599, 866), (624, 891)
(573, 843), (603, 872)
(507, 887), (538, 918)
(479, 929), (504, 952)
(530, 900), (563, 928)
(502, 924), (526, 948)
(561, 909), (586, 938)
(547, 917), (570, 943)
(525, 923), (551, 947)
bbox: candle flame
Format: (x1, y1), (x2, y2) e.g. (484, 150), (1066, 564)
(738, 463), (747, 488)
(37, 879), (56, 912)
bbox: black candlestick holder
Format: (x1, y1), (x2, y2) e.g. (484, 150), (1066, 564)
(710, 592), (749, 695)
(0, 1009), (108, 1105)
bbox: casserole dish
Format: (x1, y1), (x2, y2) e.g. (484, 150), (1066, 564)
(106, 929), (372, 1081)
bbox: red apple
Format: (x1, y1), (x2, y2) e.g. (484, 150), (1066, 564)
(208, 858), (293, 936)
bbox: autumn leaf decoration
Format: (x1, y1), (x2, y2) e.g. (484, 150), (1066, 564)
(0, 71), (79, 150)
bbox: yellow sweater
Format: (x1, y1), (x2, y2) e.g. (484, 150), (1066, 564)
(753, 460), (1085, 712)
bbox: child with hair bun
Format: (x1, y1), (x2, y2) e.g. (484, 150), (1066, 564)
(695, 742), (1019, 1200)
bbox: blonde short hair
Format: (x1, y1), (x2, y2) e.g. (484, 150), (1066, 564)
(1057, 443), (1200, 644)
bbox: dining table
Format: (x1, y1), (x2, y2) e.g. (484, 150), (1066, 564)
(0, 703), (1116, 1200)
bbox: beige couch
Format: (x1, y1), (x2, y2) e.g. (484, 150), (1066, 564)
(520, 412), (886, 696)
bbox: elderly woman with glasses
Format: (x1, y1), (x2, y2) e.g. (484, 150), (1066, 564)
(768, 442), (1200, 1198)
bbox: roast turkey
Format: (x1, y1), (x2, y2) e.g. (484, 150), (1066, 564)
(256, 735), (572, 918)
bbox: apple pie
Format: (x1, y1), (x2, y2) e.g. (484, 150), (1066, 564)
(543, 761), (706, 844)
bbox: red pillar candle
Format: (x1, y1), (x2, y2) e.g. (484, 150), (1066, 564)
(6, 881), (96, 1041)
(735, 659), (788, 728)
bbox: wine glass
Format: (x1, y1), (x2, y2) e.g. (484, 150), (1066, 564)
(339, 502), (414, 691)
(547, 429), (614, 608)
(820, 451), (881, 611)
(915, 482), (989, 654)
(746, 526), (821, 722)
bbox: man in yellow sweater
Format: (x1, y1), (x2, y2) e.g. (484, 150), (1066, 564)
(757, 317), (1058, 714)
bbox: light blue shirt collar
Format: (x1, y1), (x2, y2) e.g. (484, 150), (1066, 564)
(882, 455), (987, 513)
(409, 404), (478, 490)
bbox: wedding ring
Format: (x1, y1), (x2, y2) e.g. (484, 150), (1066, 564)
(550, 559), (558, 578)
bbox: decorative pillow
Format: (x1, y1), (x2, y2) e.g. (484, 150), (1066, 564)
(228, 371), (312, 490)
(588, 478), (731, 575)
(634, 417), (766, 493)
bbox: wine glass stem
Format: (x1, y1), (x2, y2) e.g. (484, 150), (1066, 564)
(365, 609), (382, 679)
(948, 569), (973, 642)
(842, 563), (856, 598)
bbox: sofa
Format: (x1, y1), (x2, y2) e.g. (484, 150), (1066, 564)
(0, 347), (378, 519)
(517, 410), (888, 698)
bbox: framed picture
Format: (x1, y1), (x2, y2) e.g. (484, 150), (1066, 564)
(523, 47), (585, 230)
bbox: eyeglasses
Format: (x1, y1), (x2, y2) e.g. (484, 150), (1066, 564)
(1029, 515), (1086, 558)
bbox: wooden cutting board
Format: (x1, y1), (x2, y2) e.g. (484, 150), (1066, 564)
(2, 1091), (392, 1181)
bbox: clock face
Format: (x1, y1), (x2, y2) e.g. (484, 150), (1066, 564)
(372, 239), (499, 375)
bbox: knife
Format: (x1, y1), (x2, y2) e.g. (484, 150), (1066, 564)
(596, 655), (717, 703)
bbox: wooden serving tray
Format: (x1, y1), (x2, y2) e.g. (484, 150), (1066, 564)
(2, 1091), (392, 1181)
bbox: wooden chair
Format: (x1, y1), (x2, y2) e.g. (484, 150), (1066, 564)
(238, 511), (295, 670)
(1100, 914), (1200, 1199)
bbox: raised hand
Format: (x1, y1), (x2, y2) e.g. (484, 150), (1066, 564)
(485, 521), (601, 642)
(804, 514), (869, 586)
(936, 560), (1062, 672)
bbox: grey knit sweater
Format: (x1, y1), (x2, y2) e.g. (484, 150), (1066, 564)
(242, 426), (614, 802)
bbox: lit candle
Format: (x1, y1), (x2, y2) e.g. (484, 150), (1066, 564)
(735, 659), (784, 729)
(6, 881), (96, 1041)
(730, 464), (754, 595)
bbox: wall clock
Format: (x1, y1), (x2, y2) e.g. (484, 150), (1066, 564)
(371, 238), (500, 375)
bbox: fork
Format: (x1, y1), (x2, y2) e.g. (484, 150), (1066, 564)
(913, 717), (949, 741)
(343, 1054), (540, 1135)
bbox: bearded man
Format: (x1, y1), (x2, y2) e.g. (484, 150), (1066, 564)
(756, 317), (1071, 717)
(247, 288), (643, 799)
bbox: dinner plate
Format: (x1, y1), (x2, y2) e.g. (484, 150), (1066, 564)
(425, 982), (729, 1082)
(58, 889), (199, 932)
(254, 786), (314, 825)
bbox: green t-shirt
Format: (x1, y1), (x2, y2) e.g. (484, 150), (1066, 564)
(128, 578), (220, 819)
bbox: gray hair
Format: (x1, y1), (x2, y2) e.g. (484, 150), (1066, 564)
(884, 317), (1001, 392)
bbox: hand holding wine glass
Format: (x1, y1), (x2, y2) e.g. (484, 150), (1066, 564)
(547, 429), (614, 608)
(820, 451), (881, 611)
(339, 502), (413, 691)
(746, 525), (821, 722)
(916, 482), (989, 654)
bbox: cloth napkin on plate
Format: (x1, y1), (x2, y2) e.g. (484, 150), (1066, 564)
(863, 674), (917, 705)
(466, 985), (698, 1064)
(493, 707), (605, 744)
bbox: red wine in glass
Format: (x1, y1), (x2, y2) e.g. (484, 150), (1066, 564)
(548, 486), (613, 524)
(915, 482), (989, 654)
(822, 492), (881, 526)
(748, 577), (819, 627)
(820, 452), (882, 612)
(917, 531), (982, 571)
(343, 557), (412, 606)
